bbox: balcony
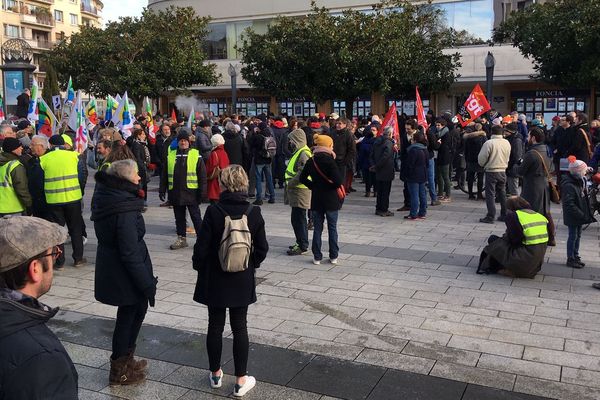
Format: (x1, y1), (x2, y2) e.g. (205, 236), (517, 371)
(81, 3), (99, 17)
(20, 12), (55, 29)
(30, 0), (54, 4)
(23, 38), (54, 50)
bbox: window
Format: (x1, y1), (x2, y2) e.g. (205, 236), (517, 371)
(279, 101), (315, 118)
(204, 23), (227, 60)
(333, 99), (371, 118)
(517, 1), (534, 11)
(70, 13), (78, 25)
(54, 10), (63, 22)
(3, 0), (17, 11)
(4, 24), (20, 38)
(436, 0), (494, 41)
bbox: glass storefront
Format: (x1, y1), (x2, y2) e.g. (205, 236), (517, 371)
(511, 90), (589, 123)
(333, 99), (371, 118)
(235, 97), (269, 116)
(278, 98), (316, 118)
(387, 99), (429, 117)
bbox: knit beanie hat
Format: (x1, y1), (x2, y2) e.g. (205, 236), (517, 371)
(568, 155), (588, 177)
(49, 135), (65, 146)
(313, 134), (333, 149)
(2, 137), (22, 153)
(211, 133), (225, 146)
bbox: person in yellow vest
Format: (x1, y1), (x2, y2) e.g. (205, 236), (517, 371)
(159, 129), (207, 250)
(284, 129), (312, 256)
(0, 138), (32, 217)
(477, 196), (549, 278)
(39, 135), (86, 268)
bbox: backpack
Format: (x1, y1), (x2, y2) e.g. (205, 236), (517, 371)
(261, 135), (277, 158)
(216, 204), (253, 273)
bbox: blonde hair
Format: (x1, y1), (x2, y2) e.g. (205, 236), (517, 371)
(218, 165), (248, 193)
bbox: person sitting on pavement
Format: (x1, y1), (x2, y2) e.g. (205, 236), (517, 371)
(0, 216), (78, 399)
(477, 196), (548, 278)
(561, 156), (596, 268)
(192, 165), (268, 398)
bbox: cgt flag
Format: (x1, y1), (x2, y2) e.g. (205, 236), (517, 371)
(456, 84), (491, 127)
(416, 86), (428, 131)
(381, 103), (400, 146)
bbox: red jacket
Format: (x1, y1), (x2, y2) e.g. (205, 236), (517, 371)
(206, 146), (230, 200)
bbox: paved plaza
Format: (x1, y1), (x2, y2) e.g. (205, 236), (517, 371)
(46, 178), (600, 400)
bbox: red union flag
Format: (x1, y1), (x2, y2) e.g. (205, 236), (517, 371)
(456, 84), (492, 127)
(416, 86), (428, 130)
(382, 102), (400, 146)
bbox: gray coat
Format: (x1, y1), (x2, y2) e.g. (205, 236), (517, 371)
(518, 144), (550, 214)
(370, 136), (395, 181)
(284, 129), (311, 209)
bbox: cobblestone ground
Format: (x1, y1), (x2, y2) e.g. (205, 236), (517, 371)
(47, 178), (600, 400)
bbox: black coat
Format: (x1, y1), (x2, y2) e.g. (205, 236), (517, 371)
(370, 136), (395, 181)
(223, 129), (248, 169)
(159, 148), (208, 206)
(566, 124), (592, 163)
(405, 143), (429, 183)
(129, 140), (148, 183)
(463, 130), (487, 171)
(16, 93), (29, 118)
(272, 126), (291, 157)
(193, 191), (268, 308)
(0, 289), (78, 400)
(506, 132), (524, 177)
(248, 130), (272, 165)
(91, 172), (156, 306)
(299, 151), (343, 212)
(561, 173), (596, 227)
(519, 144), (551, 214)
(329, 129), (356, 168)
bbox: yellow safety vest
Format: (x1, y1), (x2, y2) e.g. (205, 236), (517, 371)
(98, 161), (111, 172)
(0, 160), (25, 214)
(516, 209), (549, 245)
(40, 149), (82, 205)
(167, 148), (200, 190)
(285, 146), (311, 189)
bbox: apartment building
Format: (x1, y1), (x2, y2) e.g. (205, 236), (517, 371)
(151, 0), (589, 120)
(0, 0), (102, 109)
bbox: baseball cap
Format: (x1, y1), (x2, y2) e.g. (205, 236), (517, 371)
(0, 216), (67, 273)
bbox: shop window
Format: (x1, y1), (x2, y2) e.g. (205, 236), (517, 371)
(279, 101), (315, 118)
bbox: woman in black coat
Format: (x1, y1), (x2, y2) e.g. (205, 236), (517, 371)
(299, 134), (343, 264)
(193, 165), (268, 397)
(405, 132), (429, 220)
(128, 128), (150, 208)
(369, 126), (395, 216)
(91, 160), (156, 385)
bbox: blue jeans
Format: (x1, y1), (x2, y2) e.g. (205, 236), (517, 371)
(311, 210), (339, 261)
(566, 225), (582, 259)
(407, 182), (427, 217)
(427, 158), (437, 202)
(255, 163), (275, 201)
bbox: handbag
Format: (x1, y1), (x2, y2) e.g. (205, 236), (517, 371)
(534, 151), (560, 204)
(312, 158), (346, 201)
(207, 151), (221, 180)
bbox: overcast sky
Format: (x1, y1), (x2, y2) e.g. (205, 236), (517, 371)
(102, 0), (146, 25)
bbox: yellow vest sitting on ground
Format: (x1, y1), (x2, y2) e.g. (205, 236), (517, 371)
(0, 160), (25, 214)
(285, 145), (311, 189)
(516, 209), (549, 245)
(167, 148), (200, 190)
(40, 149), (82, 205)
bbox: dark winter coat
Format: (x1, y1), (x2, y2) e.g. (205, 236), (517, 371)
(195, 129), (213, 161)
(299, 151), (343, 212)
(435, 127), (453, 166)
(330, 129), (356, 168)
(0, 289), (78, 400)
(91, 171), (156, 306)
(517, 121), (528, 144)
(192, 191), (268, 308)
(566, 124), (592, 163)
(27, 155), (47, 218)
(129, 140), (148, 184)
(405, 143), (428, 183)
(426, 130), (440, 159)
(0, 152), (32, 210)
(159, 148), (208, 206)
(561, 173), (596, 227)
(463, 130), (486, 172)
(518, 144), (551, 214)
(357, 135), (375, 171)
(223, 129), (248, 169)
(248, 130), (272, 165)
(16, 93), (29, 118)
(506, 132), (524, 177)
(370, 135), (395, 181)
(552, 126), (569, 161)
(271, 124), (291, 158)
(301, 126), (315, 148)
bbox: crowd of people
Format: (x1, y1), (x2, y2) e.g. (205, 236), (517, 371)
(1, 103), (600, 398)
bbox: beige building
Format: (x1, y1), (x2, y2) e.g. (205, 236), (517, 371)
(149, 0), (591, 120)
(0, 0), (102, 109)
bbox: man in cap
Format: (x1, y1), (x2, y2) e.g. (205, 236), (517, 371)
(0, 216), (78, 399)
(160, 129), (207, 250)
(38, 134), (86, 268)
(195, 119), (213, 161)
(0, 137), (32, 217)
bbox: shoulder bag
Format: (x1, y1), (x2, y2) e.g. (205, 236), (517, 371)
(207, 151), (221, 180)
(534, 150), (560, 204)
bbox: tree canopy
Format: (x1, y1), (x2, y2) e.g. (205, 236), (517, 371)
(238, 0), (460, 115)
(46, 6), (219, 105)
(493, 0), (600, 88)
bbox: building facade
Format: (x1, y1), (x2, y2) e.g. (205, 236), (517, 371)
(149, 0), (592, 120)
(0, 0), (102, 109)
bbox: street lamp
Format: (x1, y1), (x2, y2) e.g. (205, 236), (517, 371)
(485, 51), (496, 106)
(228, 63), (237, 115)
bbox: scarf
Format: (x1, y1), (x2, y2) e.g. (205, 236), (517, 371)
(312, 146), (336, 159)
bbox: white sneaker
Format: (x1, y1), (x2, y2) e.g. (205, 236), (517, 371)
(233, 376), (256, 397)
(312, 259), (321, 265)
(209, 370), (222, 388)
(330, 258), (338, 265)
(83, 236), (88, 246)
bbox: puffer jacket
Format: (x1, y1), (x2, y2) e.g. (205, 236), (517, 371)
(561, 173), (596, 226)
(285, 129), (311, 209)
(0, 288), (78, 400)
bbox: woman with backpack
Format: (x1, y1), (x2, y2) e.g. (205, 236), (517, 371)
(192, 165), (268, 397)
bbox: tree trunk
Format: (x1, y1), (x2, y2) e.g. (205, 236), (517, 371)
(131, 96), (143, 117)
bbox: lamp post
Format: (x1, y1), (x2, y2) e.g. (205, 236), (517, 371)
(228, 63), (237, 115)
(485, 51), (496, 106)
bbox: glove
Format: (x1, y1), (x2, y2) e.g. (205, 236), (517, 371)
(159, 193), (166, 202)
